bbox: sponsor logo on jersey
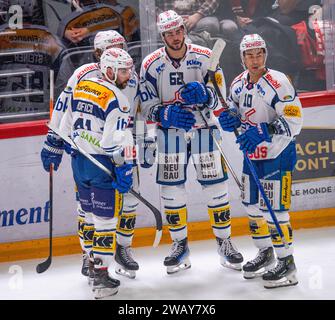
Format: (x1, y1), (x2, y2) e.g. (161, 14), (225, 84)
(186, 59), (202, 68)
(264, 73), (281, 89)
(191, 46), (211, 56)
(116, 116), (128, 130)
(76, 64), (99, 80)
(283, 95), (293, 101)
(283, 105), (301, 118)
(248, 146), (268, 159)
(144, 50), (162, 69)
(80, 131), (101, 147)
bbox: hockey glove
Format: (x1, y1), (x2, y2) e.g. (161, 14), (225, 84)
(138, 136), (157, 168)
(236, 123), (272, 154)
(40, 134), (64, 172)
(159, 104), (196, 131)
(111, 163), (133, 193)
(219, 109), (241, 132)
(180, 81), (209, 105)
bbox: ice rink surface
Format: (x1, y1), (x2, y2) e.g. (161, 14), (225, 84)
(0, 227), (334, 300)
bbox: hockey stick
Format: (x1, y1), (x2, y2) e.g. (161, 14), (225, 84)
(47, 123), (163, 248)
(208, 39), (289, 249)
(36, 69), (55, 274)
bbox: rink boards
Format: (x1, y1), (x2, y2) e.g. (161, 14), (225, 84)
(0, 91), (335, 261)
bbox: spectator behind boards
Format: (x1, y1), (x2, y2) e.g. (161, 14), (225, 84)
(57, 0), (139, 47)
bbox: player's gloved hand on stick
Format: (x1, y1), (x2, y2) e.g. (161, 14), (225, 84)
(138, 136), (156, 168)
(219, 109), (241, 132)
(63, 141), (73, 155)
(112, 163), (133, 193)
(236, 123), (272, 154)
(159, 104), (195, 131)
(40, 134), (64, 172)
(180, 81), (209, 105)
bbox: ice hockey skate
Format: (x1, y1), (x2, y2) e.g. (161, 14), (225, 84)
(115, 244), (139, 279)
(81, 252), (90, 277)
(242, 247), (276, 279)
(217, 237), (244, 271)
(262, 255), (298, 289)
(164, 238), (191, 274)
(92, 267), (120, 299)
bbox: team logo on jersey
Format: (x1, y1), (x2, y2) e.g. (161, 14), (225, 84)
(156, 63), (165, 74)
(283, 105), (301, 118)
(256, 83), (265, 96)
(234, 86), (242, 95)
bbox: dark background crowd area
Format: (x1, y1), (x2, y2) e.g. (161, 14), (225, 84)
(0, 0), (330, 121)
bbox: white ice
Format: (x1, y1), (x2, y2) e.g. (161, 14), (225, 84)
(0, 227), (334, 300)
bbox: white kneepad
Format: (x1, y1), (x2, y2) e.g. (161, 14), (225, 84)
(160, 185), (187, 207)
(202, 182), (229, 207)
(93, 215), (118, 230)
(123, 192), (139, 213)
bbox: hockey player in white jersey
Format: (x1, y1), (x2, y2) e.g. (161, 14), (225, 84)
(139, 10), (243, 274)
(59, 47), (134, 299)
(40, 30), (141, 281)
(218, 34), (303, 288)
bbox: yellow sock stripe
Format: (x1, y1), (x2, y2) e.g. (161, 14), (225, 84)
(83, 224), (94, 248)
(93, 230), (116, 254)
(77, 215), (85, 240)
(248, 216), (271, 239)
(268, 222), (293, 246)
(117, 213), (136, 236)
(208, 204), (231, 229)
(164, 206), (187, 231)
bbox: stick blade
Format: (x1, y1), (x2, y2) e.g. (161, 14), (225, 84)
(153, 230), (162, 248)
(209, 39), (226, 72)
(36, 257), (52, 274)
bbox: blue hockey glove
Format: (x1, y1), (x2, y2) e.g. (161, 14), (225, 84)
(112, 163), (133, 193)
(138, 136), (156, 168)
(159, 104), (195, 131)
(63, 142), (73, 155)
(236, 123), (272, 154)
(218, 109), (241, 132)
(40, 134), (64, 172)
(180, 81), (209, 105)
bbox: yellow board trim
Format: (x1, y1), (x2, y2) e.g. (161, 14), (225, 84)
(0, 208), (335, 263)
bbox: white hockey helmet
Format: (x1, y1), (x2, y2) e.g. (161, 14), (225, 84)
(100, 48), (133, 83)
(240, 34), (267, 69)
(157, 10), (184, 35)
(94, 30), (127, 52)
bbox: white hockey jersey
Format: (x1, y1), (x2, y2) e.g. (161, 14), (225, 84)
(139, 43), (226, 129)
(228, 68), (303, 160)
(51, 62), (139, 134)
(60, 77), (132, 157)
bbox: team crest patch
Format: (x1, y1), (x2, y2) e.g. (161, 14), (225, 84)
(215, 73), (223, 87)
(283, 105), (301, 117)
